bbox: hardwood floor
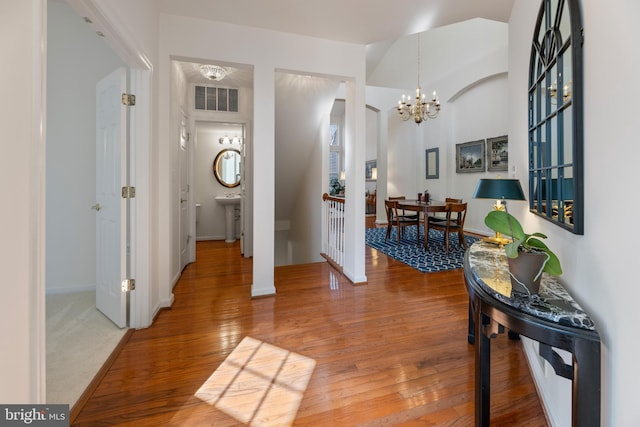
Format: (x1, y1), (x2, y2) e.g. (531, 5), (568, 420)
(74, 224), (546, 426)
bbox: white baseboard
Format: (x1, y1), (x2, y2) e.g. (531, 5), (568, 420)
(46, 284), (96, 295)
(196, 235), (225, 241)
(150, 293), (175, 325)
(521, 336), (572, 427)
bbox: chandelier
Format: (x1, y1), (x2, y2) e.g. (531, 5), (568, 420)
(397, 34), (440, 124)
(200, 64), (227, 81)
(547, 78), (572, 105)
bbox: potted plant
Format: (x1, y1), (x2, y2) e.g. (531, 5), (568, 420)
(329, 177), (345, 196)
(484, 210), (562, 295)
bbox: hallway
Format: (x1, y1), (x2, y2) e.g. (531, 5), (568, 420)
(74, 239), (545, 425)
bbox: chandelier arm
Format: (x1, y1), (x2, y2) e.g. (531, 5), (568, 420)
(395, 32), (440, 125)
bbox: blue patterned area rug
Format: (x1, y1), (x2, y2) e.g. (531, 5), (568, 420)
(366, 226), (479, 273)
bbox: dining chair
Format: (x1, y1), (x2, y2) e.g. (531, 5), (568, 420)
(388, 195), (419, 220)
(429, 197), (463, 223)
(385, 199), (420, 244)
(425, 202), (467, 253)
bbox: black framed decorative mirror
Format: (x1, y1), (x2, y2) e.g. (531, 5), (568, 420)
(528, 0), (583, 234)
(425, 148), (439, 179)
(213, 148), (241, 188)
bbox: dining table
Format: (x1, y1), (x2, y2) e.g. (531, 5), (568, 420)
(396, 199), (447, 213)
(395, 199), (448, 248)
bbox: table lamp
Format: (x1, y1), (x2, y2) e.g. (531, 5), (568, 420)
(473, 178), (526, 245)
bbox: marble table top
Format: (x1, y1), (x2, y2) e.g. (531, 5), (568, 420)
(466, 242), (596, 331)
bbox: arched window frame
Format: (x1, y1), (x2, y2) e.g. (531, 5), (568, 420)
(528, 0), (584, 234)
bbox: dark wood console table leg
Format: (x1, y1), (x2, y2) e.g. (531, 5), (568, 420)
(573, 339), (601, 426)
(468, 298), (475, 344)
(475, 309), (491, 426)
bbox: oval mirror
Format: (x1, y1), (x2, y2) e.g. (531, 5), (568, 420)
(213, 148), (241, 188)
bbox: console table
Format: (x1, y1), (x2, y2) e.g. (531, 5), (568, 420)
(463, 242), (600, 426)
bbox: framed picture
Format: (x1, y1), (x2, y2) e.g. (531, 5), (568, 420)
(487, 135), (508, 172)
(456, 140), (485, 173)
(425, 148), (439, 179)
(365, 160), (377, 181)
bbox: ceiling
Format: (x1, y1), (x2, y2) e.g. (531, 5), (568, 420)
(169, 0), (514, 88)
(158, 0), (514, 45)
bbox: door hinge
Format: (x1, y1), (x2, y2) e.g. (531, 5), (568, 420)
(121, 278), (136, 292)
(122, 186), (136, 198)
(122, 93), (136, 106)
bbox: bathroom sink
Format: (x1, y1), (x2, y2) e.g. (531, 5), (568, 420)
(215, 195), (241, 206)
(215, 195), (241, 242)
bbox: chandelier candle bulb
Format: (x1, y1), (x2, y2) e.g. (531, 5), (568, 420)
(396, 34), (440, 125)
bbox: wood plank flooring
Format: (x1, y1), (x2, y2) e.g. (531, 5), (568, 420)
(74, 224), (546, 426)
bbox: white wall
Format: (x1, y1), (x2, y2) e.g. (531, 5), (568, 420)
(46, 0), (125, 293)
(441, 73), (509, 234)
(0, 0), (46, 404)
(510, 1), (640, 425)
(288, 122), (326, 265)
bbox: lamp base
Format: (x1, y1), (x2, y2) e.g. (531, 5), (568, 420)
(482, 234), (511, 246)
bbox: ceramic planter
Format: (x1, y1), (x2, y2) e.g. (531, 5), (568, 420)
(507, 250), (549, 295)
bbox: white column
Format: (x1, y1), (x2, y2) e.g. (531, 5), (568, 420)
(342, 80), (367, 283)
(376, 109), (389, 224)
(251, 65), (276, 296)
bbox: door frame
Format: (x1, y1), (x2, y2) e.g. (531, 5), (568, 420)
(57, 5), (154, 323)
(179, 110), (195, 271)
(33, 0), (153, 401)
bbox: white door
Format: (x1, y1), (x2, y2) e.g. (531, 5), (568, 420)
(95, 67), (127, 328)
(179, 115), (191, 270)
(240, 124), (253, 257)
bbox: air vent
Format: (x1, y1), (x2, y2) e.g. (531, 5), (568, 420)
(195, 86), (239, 112)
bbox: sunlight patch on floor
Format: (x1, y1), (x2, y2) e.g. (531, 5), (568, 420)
(195, 336), (316, 426)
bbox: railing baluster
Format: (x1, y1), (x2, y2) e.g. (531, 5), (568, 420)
(322, 193), (345, 270)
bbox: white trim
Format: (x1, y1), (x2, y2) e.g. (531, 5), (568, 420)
(35, 0), (47, 403)
(522, 338), (555, 426)
(46, 285), (96, 295)
(129, 68), (153, 329)
(151, 294), (175, 324)
(251, 285), (277, 298)
(196, 235), (227, 241)
(62, 0), (154, 330)
(66, 0), (152, 71)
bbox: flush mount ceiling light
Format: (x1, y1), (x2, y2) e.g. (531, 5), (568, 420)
(200, 64), (227, 81)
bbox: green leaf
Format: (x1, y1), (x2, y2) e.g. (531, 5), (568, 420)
(522, 237), (563, 276)
(504, 241), (521, 258)
(543, 251), (563, 276)
(530, 232), (548, 239)
(484, 210), (525, 240)
(483, 210), (563, 276)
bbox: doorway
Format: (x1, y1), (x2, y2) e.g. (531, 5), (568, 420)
(45, 0), (152, 408)
(172, 58), (254, 259)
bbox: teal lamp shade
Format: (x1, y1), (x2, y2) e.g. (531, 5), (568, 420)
(473, 179), (526, 201)
(473, 178), (525, 245)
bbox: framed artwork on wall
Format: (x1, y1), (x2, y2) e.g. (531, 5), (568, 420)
(456, 140), (485, 173)
(365, 160), (377, 181)
(425, 148), (439, 179)
(487, 135), (508, 172)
